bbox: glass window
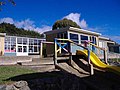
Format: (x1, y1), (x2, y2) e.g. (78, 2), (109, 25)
(17, 38), (22, 44)
(34, 39), (37, 45)
(81, 35), (88, 43)
(70, 33), (79, 43)
(11, 45), (16, 52)
(5, 37), (10, 44)
(29, 46), (33, 52)
(90, 36), (97, 45)
(23, 38), (27, 45)
(23, 46), (27, 52)
(38, 40), (41, 45)
(29, 39), (33, 45)
(5, 37), (11, 52)
(18, 46), (22, 52)
(34, 46), (38, 52)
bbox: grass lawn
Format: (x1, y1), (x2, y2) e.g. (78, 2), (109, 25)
(0, 65), (35, 84)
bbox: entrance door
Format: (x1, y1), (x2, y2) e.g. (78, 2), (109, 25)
(16, 45), (28, 56)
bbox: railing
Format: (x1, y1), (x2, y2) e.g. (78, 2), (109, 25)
(86, 41), (108, 64)
(107, 52), (120, 66)
(54, 38), (94, 75)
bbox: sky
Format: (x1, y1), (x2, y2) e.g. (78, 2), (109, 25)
(0, 0), (120, 43)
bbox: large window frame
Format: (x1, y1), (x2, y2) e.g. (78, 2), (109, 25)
(69, 33), (79, 43)
(5, 36), (16, 53)
(80, 35), (89, 43)
(5, 36), (45, 54)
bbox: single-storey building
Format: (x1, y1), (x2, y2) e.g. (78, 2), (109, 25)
(44, 26), (114, 56)
(0, 33), (45, 56)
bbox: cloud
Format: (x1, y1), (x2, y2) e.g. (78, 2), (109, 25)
(63, 13), (88, 28)
(0, 17), (14, 24)
(63, 13), (109, 33)
(0, 17), (51, 33)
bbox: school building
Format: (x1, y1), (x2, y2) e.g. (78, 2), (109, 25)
(44, 26), (115, 56)
(0, 33), (45, 56)
(0, 26), (118, 57)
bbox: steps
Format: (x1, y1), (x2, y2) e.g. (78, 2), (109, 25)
(0, 56), (32, 65)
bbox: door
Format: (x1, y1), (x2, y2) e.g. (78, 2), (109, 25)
(16, 45), (28, 56)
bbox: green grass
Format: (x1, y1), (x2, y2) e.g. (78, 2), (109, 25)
(0, 66), (35, 84)
(0, 66), (62, 85)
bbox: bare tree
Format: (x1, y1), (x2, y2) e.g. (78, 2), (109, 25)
(0, 0), (15, 11)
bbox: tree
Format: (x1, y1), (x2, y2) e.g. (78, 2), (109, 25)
(52, 18), (81, 30)
(0, 23), (43, 38)
(0, 0), (15, 11)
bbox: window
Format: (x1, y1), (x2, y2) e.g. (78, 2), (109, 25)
(29, 39), (33, 45)
(90, 36), (97, 45)
(29, 46), (33, 52)
(5, 37), (16, 52)
(18, 46), (22, 52)
(80, 35), (88, 43)
(34, 46), (37, 52)
(23, 46), (27, 52)
(70, 33), (79, 43)
(34, 39), (37, 45)
(17, 38), (22, 44)
(23, 38), (27, 45)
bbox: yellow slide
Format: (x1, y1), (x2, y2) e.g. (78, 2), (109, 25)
(76, 50), (120, 75)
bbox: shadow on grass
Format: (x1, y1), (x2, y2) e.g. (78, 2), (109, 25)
(4, 61), (120, 90)
(5, 71), (63, 81)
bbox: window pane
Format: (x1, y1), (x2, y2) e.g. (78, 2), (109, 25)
(17, 38), (22, 44)
(81, 35), (88, 43)
(81, 35), (88, 40)
(18, 46), (22, 52)
(29, 39), (33, 45)
(5, 37), (10, 44)
(23, 38), (27, 45)
(23, 46), (27, 52)
(29, 46), (33, 52)
(11, 45), (16, 52)
(38, 40), (41, 45)
(34, 39), (37, 45)
(34, 46), (37, 52)
(70, 33), (78, 43)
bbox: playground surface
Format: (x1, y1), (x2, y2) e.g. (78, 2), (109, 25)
(0, 57), (120, 90)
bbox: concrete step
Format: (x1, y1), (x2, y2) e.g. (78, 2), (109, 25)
(23, 65), (55, 72)
(0, 56), (32, 65)
(22, 58), (54, 66)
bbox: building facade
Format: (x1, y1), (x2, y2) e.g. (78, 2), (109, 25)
(0, 33), (45, 56)
(44, 27), (114, 55)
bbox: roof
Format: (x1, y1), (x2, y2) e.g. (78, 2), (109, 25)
(99, 36), (115, 44)
(44, 26), (101, 36)
(99, 36), (110, 40)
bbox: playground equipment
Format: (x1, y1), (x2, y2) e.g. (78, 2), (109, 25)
(76, 50), (120, 75)
(53, 38), (120, 76)
(40, 38), (120, 75)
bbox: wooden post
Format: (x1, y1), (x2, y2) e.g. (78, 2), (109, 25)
(104, 49), (108, 64)
(88, 49), (94, 75)
(90, 64), (94, 75)
(40, 42), (43, 58)
(68, 52), (72, 65)
(54, 39), (57, 65)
